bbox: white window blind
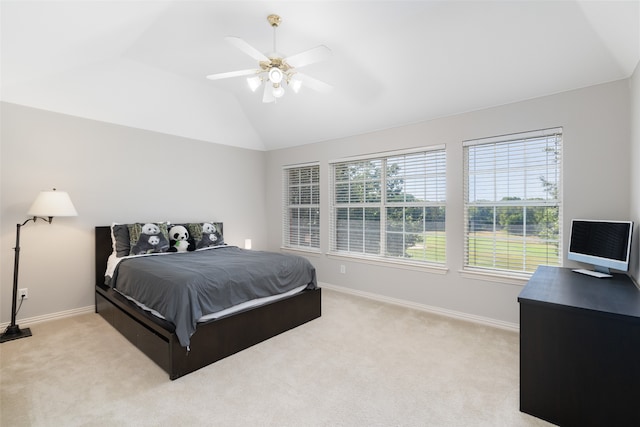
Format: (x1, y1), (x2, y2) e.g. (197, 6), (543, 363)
(283, 164), (320, 250)
(329, 146), (446, 265)
(463, 128), (562, 274)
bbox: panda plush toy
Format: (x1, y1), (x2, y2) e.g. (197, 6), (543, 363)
(168, 225), (196, 252)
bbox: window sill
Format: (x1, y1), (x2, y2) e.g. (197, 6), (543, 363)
(459, 268), (531, 286)
(280, 247), (322, 257)
(327, 252), (448, 275)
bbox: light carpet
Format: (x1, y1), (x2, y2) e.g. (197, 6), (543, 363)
(1, 288), (551, 426)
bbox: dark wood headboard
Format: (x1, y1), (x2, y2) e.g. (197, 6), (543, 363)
(95, 226), (112, 287)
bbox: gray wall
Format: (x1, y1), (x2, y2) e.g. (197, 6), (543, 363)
(1, 77), (633, 327)
(0, 102), (266, 324)
(266, 80), (632, 327)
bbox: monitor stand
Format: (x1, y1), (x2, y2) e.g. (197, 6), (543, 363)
(572, 268), (612, 278)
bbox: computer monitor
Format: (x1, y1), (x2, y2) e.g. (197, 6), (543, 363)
(568, 219), (633, 277)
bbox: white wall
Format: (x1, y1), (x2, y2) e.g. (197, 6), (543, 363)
(630, 62), (640, 281)
(0, 102), (267, 324)
(266, 80), (631, 326)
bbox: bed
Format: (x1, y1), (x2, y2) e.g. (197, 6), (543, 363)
(94, 225), (321, 380)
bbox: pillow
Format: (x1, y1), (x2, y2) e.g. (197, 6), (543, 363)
(111, 223), (131, 257)
(187, 222), (224, 249)
(128, 222), (171, 256)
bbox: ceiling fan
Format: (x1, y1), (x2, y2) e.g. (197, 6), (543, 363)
(206, 14), (332, 103)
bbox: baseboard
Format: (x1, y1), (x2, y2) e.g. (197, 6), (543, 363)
(0, 305), (95, 330)
(2, 287), (520, 333)
(319, 282), (519, 332)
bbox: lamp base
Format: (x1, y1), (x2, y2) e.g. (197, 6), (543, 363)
(0, 325), (32, 343)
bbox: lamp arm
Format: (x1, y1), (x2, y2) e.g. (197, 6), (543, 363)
(5, 217), (51, 335)
(20, 216), (53, 227)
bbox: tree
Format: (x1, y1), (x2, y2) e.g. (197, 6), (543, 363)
(337, 160), (423, 258)
(497, 197), (524, 235)
(536, 143), (561, 241)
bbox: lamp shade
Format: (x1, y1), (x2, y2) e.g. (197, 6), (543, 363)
(290, 78), (302, 93)
(268, 67), (283, 84)
(27, 189), (78, 217)
(247, 76), (262, 92)
(272, 85), (285, 98)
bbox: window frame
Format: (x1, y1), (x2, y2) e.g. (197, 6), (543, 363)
(463, 128), (563, 278)
(329, 146), (447, 269)
(282, 162), (321, 252)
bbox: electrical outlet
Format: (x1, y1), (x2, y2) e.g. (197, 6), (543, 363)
(340, 265), (346, 274)
(19, 288), (28, 299)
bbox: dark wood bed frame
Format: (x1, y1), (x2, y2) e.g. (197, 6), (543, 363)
(94, 226), (321, 380)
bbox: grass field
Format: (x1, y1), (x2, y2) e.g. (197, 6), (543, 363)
(405, 231), (560, 272)
(405, 233), (446, 263)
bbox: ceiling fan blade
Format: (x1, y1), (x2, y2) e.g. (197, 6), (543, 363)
(262, 83), (275, 103)
(225, 36), (269, 62)
(285, 45), (331, 68)
(296, 73), (333, 93)
(206, 69), (258, 80)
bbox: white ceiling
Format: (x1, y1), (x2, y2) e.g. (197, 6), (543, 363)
(1, 1), (639, 151)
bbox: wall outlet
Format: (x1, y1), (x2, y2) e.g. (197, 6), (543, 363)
(19, 288), (28, 299)
(340, 265), (346, 274)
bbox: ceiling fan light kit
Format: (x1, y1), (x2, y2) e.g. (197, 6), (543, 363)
(268, 67), (283, 84)
(290, 77), (302, 93)
(206, 14), (332, 103)
(247, 76), (262, 92)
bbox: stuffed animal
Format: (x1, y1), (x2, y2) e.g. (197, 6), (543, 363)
(131, 223), (170, 255)
(168, 225), (195, 252)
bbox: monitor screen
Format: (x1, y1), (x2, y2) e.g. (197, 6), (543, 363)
(568, 219), (633, 273)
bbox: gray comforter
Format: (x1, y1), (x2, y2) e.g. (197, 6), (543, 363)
(110, 246), (317, 348)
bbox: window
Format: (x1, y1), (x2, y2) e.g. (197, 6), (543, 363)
(283, 164), (320, 250)
(329, 147), (446, 265)
(463, 128), (562, 275)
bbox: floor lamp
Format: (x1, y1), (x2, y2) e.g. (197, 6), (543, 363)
(0, 189), (78, 343)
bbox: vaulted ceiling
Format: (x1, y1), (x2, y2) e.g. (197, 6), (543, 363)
(1, 1), (638, 151)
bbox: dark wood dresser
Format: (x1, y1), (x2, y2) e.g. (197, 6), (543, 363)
(518, 265), (640, 426)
